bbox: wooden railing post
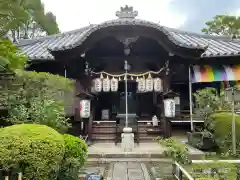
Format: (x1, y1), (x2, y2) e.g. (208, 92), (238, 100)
(173, 162), (194, 180)
(18, 172), (22, 180)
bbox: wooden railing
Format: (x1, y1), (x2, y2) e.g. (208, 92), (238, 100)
(173, 160), (240, 180)
(0, 172), (22, 180)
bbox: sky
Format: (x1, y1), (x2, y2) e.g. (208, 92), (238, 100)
(42, 0), (240, 33)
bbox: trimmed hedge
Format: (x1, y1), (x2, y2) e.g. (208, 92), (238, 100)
(210, 112), (240, 152)
(58, 134), (88, 180)
(0, 124), (65, 180)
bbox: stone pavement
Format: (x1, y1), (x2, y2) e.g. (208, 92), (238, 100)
(87, 142), (204, 160)
(106, 162), (151, 180)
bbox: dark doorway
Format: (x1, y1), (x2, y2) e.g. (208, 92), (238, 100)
(118, 81), (137, 114)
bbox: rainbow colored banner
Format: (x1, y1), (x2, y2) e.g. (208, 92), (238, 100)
(192, 65), (240, 83)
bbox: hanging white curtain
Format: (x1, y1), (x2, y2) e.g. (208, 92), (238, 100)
(146, 77), (153, 92)
(153, 78), (163, 92)
(94, 78), (102, 92)
(103, 77), (110, 92)
(110, 77), (118, 92)
(137, 78), (146, 92)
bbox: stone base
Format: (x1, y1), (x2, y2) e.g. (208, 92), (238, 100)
(121, 127), (134, 152)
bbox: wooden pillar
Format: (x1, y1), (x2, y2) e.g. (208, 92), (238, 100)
(161, 61), (172, 138)
(87, 99), (95, 142)
(83, 75), (93, 142)
(73, 81), (83, 136)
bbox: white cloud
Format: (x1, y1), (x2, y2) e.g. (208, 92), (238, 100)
(235, 8), (240, 16)
(230, 8), (240, 16)
(42, 0), (187, 32)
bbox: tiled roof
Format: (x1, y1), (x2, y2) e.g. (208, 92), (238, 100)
(17, 26), (93, 60)
(16, 19), (240, 60)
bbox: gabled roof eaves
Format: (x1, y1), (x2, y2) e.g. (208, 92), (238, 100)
(168, 29), (240, 57)
(16, 20), (240, 60)
(16, 25), (94, 60)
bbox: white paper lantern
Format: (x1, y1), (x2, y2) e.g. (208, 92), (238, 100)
(80, 100), (91, 118)
(94, 78), (102, 92)
(163, 98), (175, 118)
(103, 77), (110, 92)
(110, 77), (118, 92)
(146, 77), (153, 92)
(137, 78), (146, 92)
(154, 78), (163, 92)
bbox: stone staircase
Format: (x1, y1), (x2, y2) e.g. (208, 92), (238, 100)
(86, 142), (205, 164)
(92, 121), (116, 141)
(91, 121), (162, 142)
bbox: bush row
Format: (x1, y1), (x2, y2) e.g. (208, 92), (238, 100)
(0, 124), (87, 180)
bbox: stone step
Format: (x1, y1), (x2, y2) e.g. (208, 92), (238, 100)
(92, 134), (116, 140)
(91, 130), (160, 135)
(92, 135), (158, 141)
(92, 125), (116, 128)
(87, 153), (203, 161)
(86, 158), (172, 163)
(88, 152), (166, 159)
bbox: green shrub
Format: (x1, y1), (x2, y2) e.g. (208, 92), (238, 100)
(0, 70), (73, 132)
(194, 87), (231, 121)
(0, 40), (26, 72)
(210, 112), (240, 154)
(0, 124), (65, 180)
(157, 137), (190, 164)
(58, 134), (88, 180)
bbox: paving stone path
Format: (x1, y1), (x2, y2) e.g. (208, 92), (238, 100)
(106, 162), (151, 180)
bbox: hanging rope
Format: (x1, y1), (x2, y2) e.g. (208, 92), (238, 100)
(91, 67), (165, 78)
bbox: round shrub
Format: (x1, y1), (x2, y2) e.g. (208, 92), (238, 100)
(210, 112), (240, 152)
(0, 124), (65, 180)
(58, 134), (88, 180)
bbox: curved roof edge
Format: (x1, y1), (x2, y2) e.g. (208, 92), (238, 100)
(16, 9), (240, 60)
(47, 18), (208, 52)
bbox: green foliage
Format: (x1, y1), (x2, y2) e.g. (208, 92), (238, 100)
(0, 0), (59, 38)
(210, 112), (240, 156)
(0, 124), (65, 180)
(8, 0), (59, 39)
(0, 70), (73, 132)
(23, 0), (60, 37)
(157, 137), (190, 164)
(194, 87), (231, 121)
(58, 134), (88, 180)
(0, 0), (30, 37)
(191, 162), (237, 180)
(202, 15), (240, 37)
(0, 40), (26, 72)
(43, 12), (59, 35)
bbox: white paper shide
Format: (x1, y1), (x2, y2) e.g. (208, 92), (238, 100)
(80, 100), (91, 118)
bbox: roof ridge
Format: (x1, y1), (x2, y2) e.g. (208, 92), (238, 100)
(163, 26), (238, 41)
